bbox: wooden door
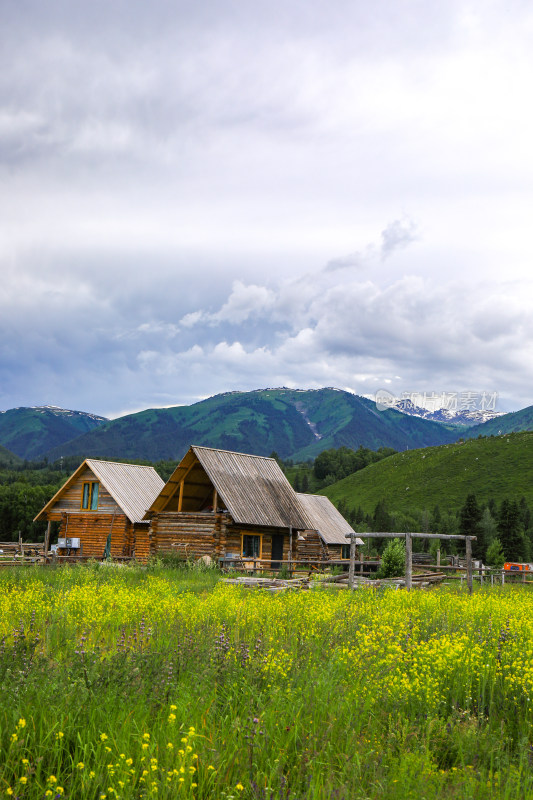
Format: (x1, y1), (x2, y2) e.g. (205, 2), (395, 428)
(271, 534), (284, 570)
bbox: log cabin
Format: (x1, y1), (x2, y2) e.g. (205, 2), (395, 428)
(144, 445), (360, 569)
(144, 446), (311, 568)
(296, 493), (364, 563)
(34, 459), (165, 559)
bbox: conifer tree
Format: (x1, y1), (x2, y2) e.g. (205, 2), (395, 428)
(486, 537), (505, 569)
(498, 499), (525, 562)
(479, 507), (498, 547)
(459, 494), (484, 560)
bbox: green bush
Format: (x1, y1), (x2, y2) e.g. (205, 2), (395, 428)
(377, 538), (406, 578)
(486, 537), (505, 569)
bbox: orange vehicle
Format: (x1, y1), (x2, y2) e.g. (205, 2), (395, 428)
(503, 562), (532, 572)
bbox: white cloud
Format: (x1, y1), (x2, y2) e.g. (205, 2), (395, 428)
(2, 0), (533, 415)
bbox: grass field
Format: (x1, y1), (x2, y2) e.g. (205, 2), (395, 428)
(3, 564), (533, 798)
(321, 431), (533, 514)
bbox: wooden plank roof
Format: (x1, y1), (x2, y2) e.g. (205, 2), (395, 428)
(35, 459), (165, 524)
(145, 445), (310, 529)
(297, 493), (364, 546)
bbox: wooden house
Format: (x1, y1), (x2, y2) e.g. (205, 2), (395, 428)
(145, 445), (315, 567)
(34, 459), (165, 559)
(296, 493), (364, 563)
(145, 445), (361, 568)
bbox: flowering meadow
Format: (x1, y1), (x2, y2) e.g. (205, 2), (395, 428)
(2, 565), (533, 799)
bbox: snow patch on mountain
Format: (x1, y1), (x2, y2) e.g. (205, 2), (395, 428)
(393, 399), (504, 426)
(294, 402), (323, 440)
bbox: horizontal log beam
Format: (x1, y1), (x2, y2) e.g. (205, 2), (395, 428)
(346, 532), (476, 541)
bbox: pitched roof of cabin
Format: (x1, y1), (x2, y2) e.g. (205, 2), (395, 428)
(296, 493), (364, 546)
(145, 445), (310, 529)
(34, 459), (165, 524)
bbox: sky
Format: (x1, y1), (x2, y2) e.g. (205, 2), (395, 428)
(1, 0), (533, 418)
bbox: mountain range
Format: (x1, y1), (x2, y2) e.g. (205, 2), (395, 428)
(0, 406), (106, 462)
(0, 389), (532, 464)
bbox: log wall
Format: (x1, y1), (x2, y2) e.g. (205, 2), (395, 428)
(58, 513), (132, 558)
(150, 514), (298, 565)
(133, 525), (151, 561)
(150, 512), (230, 560)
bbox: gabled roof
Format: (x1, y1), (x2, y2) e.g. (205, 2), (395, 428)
(35, 459), (165, 524)
(145, 445), (310, 529)
(297, 493), (364, 546)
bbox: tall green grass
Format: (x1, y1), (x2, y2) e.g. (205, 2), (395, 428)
(1, 564), (533, 798)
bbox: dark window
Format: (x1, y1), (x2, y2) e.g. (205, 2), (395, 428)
(242, 534), (261, 558)
(341, 544), (350, 559)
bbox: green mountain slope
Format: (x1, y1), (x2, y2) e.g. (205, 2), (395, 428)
(465, 405), (533, 438)
(43, 388), (458, 463)
(321, 431), (533, 514)
(0, 443), (22, 468)
(0, 406), (107, 461)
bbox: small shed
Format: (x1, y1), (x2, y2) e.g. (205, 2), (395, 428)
(34, 459), (165, 559)
(297, 493), (364, 562)
(145, 445), (311, 567)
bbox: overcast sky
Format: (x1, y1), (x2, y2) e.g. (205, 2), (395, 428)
(1, 0), (533, 418)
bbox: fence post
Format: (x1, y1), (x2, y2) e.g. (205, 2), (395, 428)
(466, 537), (473, 595)
(348, 534), (355, 590)
(405, 532), (412, 591)
(44, 521), (51, 563)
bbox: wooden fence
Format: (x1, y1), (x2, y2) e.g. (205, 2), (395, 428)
(346, 531), (478, 594)
(0, 538), (45, 565)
